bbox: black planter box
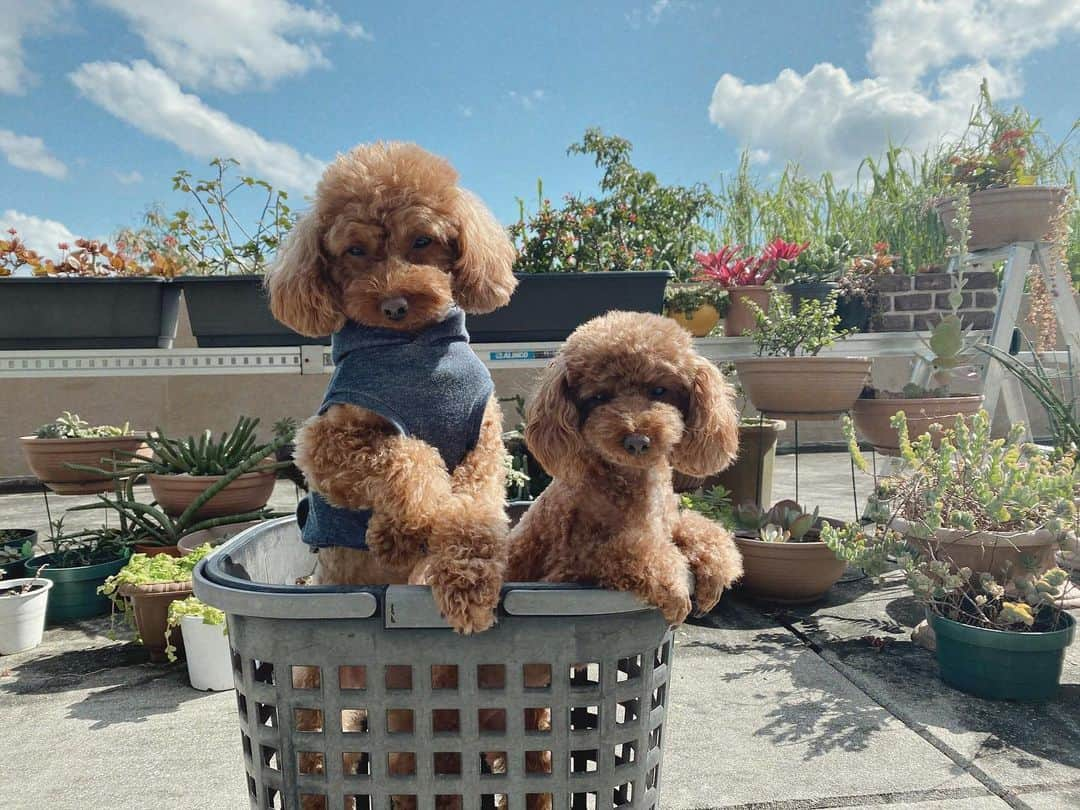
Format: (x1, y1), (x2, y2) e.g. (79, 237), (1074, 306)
(0, 277), (179, 349)
(178, 275), (328, 347)
(466, 271), (673, 343)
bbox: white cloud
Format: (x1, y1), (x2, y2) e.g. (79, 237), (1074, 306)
(746, 148), (770, 166)
(509, 89), (546, 111)
(0, 130), (67, 179)
(0, 1), (69, 95)
(708, 0), (1080, 179)
(97, 0), (369, 92)
(1, 209), (77, 261)
(627, 0), (686, 28)
(70, 60), (325, 192)
(113, 169), (143, 185)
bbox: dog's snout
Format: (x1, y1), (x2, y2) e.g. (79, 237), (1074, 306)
(380, 296), (409, 321)
(622, 433), (651, 455)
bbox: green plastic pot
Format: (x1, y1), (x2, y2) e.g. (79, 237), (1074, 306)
(25, 552), (129, 623)
(931, 612), (1075, 701)
(1, 530), (37, 580)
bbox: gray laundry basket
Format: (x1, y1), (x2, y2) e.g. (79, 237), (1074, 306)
(193, 516), (676, 810)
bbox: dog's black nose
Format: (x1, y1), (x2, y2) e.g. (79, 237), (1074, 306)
(380, 297), (409, 321)
(623, 434), (651, 455)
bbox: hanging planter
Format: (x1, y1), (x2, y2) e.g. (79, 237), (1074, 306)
(466, 271), (672, 343)
(0, 277), (180, 350)
(933, 187), (1068, 252)
(0, 578), (53, 655)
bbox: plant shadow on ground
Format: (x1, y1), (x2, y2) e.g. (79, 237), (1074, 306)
(736, 573), (1080, 774)
(1, 639), (217, 730)
(684, 600), (904, 760)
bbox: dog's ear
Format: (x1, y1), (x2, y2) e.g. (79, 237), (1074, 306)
(670, 357), (739, 477)
(451, 189), (518, 314)
(525, 358), (587, 481)
(266, 212), (345, 337)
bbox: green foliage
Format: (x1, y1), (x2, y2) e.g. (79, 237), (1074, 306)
(34, 412), (132, 439)
(782, 234), (854, 284)
(663, 283), (728, 317)
(135, 416), (275, 476)
(164, 595), (227, 663)
(500, 395), (550, 501)
(38, 518), (128, 569)
(679, 485), (734, 526)
(746, 292), (853, 357)
(874, 409), (1077, 538)
(166, 158), (294, 275)
(510, 129), (717, 278)
(99, 543), (212, 598)
(272, 417), (298, 444)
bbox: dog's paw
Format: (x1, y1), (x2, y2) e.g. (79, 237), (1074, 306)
(424, 554), (502, 634)
(691, 571), (725, 616)
(658, 585), (692, 626)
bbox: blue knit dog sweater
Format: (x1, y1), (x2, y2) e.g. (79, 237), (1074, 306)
(297, 307), (493, 550)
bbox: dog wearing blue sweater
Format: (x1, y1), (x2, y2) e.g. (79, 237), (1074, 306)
(267, 142), (517, 636)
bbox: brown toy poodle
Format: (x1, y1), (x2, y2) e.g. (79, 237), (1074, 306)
(508, 311), (744, 624)
(267, 141), (516, 634)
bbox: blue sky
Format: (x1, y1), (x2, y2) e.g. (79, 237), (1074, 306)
(2, 0), (1078, 257)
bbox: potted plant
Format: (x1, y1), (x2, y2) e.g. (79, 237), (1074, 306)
(664, 282), (728, 337)
(157, 158), (317, 347)
(19, 412), (148, 495)
(780, 234), (850, 312)
(835, 242), (895, 333)
(470, 130), (708, 341)
(681, 493), (892, 603)
(99, 544), (214, 662)
(500, 396), (550, 526)
(733, 292), (870, 418)
(852, 199), (983, 453)
(272, 417), (307, 491)
(693, 238), (806, 337)
(0, 231), (180, 349)
(24, 520), (129, 623)
(165, 596), (233, 690)
(73, 457), (282, 558)
(0, 529), (36, 580)
(0, 576), (53, 655)
(105, 416), (285, 521)
(932, 82), (1071, 251)
(844, 410), (1074, 582)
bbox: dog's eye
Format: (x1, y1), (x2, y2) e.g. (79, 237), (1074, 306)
(649, 386), (667, 397)
(413, 236), (433, 249)
(586, 392), (610, 405)
(346, 246), (366, 257)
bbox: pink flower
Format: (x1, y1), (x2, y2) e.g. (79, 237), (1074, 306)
(163, 235), (178, 248)
(693, 245), (768, 287)
(57, 242), (69, 251)
(760, 237), (809, 266)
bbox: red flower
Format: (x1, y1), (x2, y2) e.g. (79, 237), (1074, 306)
(693, 245), (768, 287)
(760, 237), (809, 266)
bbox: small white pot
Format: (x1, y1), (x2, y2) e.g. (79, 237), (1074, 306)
(0, 578), (53, 655)
(180, 614), (234, 691)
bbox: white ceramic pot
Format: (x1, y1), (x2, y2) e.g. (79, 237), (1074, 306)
(0, 578), (53, 655)
(180, 614), (234, 691)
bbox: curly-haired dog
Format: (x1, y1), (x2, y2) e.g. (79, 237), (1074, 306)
(267, 143), (516, 810)
(508, 311), (744, 623)
(268, 141), (516, 632)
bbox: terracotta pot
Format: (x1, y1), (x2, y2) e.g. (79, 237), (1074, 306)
(682, 420), (786, 507)
(934, 187), (1069, 252)
(119, 580), (193, 662)
(734, 532), (847, 603)
(19, 435), (148, 495)
(892, 517), (1059, 582)
(148, 471), (275, 520)
(733, 356), (871, 419)
(177, 520), (263, 556)
(852, 395), (985, 456)
(725, 286), (770, 337)
(668, 304), (720, 337)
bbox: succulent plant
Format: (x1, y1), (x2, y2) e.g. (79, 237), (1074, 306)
(681, 485), (734, 525)
(34, 411), (132, 439)
(734, 499), (820, 543)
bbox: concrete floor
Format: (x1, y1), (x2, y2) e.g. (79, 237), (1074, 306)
(2, 455), (1079, 809)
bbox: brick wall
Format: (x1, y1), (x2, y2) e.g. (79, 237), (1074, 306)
(869, 270), (999, 332)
